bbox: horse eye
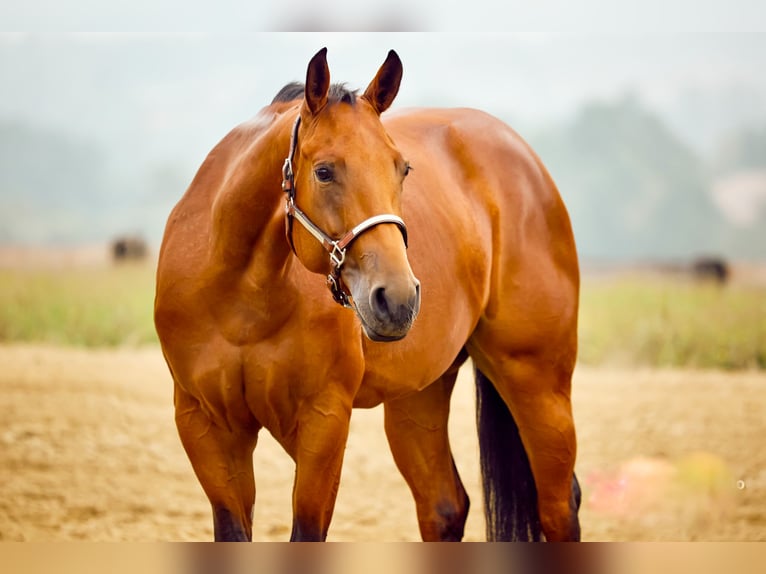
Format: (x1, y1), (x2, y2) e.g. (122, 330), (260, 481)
(314, 166), (333, 183)
(404, 162), (413, 177)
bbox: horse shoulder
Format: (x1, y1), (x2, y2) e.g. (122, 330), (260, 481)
(156, 107), (296, 368)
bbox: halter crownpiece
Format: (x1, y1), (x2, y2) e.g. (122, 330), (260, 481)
(281, 115), (409, 308)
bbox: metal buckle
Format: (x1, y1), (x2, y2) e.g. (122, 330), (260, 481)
(327, 273), (352, 308)
(281, 158), (293, 193)
(329, 243), (346, 269)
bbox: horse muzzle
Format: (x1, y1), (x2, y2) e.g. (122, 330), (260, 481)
(353, 275), (421, 342)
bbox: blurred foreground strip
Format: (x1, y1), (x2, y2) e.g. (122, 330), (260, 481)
(3, 543), (764, 574)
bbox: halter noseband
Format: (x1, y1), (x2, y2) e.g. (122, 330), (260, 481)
(281, 115), (408, 308)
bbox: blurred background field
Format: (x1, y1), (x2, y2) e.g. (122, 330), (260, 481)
(0, 249), (764, 371)
(0, 259), (156, 347)
(579, 269), (766, 370)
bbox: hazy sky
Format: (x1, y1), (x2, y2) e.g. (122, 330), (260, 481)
(2, 31), (765, 171)
(2, 20), (766, 248)
(2, 0), (765, 32)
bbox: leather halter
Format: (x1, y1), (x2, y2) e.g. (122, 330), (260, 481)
(281, 115), (409, 308)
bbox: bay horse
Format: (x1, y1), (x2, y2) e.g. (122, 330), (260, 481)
(155, 48), (581, 541)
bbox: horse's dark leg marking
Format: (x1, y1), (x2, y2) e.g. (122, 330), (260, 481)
(289, 520), (325, 542)
(568, 472), (582, 541)
(433, 462), (472, 541)
(213, 506), (250, 542)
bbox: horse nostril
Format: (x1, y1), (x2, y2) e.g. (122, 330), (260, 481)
(372, 286), (390, 319)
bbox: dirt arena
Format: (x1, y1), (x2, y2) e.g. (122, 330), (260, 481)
(1, 344), (764, 542)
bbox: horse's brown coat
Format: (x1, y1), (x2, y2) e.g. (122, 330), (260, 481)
(155, 49), (579, 541)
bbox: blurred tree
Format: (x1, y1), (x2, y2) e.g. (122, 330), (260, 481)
(711, 126), (766, 174)
(530, 95), (725, 262)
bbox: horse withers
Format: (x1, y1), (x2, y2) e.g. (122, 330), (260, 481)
(155, 48), (581, 541)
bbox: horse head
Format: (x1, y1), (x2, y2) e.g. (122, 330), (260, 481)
(285, 48), (420, 342)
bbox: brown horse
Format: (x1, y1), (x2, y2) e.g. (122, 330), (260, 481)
(155, 48), (581, 542)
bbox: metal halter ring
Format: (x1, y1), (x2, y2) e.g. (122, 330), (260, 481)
(329, 243), (346, 269)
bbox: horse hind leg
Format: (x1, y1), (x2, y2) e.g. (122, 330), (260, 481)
(383, 365), (469, 541)
(174, 385), (259, 541)
(474, 360), (580, 541)
(475, 367), (541, 540)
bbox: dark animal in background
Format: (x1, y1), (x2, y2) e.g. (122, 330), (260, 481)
(111, 236), (147, 262)
(691, 257), (729, 285)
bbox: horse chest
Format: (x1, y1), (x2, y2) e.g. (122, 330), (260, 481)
(240, 328), (365, 429)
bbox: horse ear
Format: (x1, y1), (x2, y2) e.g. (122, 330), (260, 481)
(304, 47), (330, 115)
(362, 50), (403, 115)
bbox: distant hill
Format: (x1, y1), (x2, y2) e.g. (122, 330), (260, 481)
(0, 121), (111, 243)
(0, 120), (183, 246)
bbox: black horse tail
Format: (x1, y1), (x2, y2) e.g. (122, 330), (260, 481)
(475, 367), (542, 541)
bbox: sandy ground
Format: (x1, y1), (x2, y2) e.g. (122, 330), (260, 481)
(1, 344), (764, 542)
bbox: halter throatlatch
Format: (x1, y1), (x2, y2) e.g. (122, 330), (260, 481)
(281, 115), (409, 308)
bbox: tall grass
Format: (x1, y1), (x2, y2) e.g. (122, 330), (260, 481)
(0, 263), (158, 347)
(578, 275), (766, 370)
(0, 263), (764, 369)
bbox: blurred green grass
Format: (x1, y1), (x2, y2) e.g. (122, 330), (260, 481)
(0, 264), (158, 347)
(0, 264), (764, 369)
(578, 275), (766, 370)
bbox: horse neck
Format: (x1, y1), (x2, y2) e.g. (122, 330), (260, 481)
(208, 107), (298, 282)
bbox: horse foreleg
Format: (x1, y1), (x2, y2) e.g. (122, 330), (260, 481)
(289, 393), (353, 541)
(174, 385), (258, 541)
(383, 371), (470, 541)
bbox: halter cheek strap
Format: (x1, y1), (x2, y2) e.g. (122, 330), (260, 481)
(281, 115), (408, 308)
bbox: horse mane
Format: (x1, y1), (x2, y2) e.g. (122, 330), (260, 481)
(271, 82), (358, 105)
